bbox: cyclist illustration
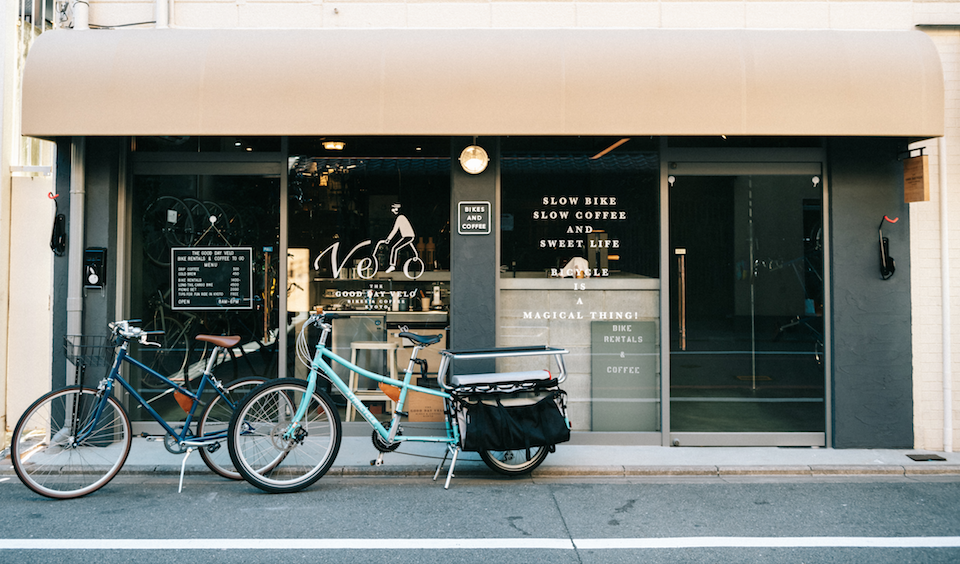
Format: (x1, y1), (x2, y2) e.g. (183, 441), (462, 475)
(314, 203), (425, 280)
(382, 203), (416, 273)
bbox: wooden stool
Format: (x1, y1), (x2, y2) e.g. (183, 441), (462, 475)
(347, 341), (399, 422)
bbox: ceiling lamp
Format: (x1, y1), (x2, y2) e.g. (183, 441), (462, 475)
(322, 141), (345, 151)
(459, 145), (489, 174)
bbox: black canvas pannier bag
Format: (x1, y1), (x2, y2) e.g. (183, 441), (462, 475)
(458, 387), (570, 452)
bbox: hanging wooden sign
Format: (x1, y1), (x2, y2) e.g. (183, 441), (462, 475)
(903, 154), (930, 203)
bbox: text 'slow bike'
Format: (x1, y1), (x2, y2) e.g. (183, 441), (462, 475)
(10, 320), (265, 499)
(226, 312), (569, 493)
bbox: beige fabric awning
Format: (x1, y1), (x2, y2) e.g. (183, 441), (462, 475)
(21, 28), (944, 138)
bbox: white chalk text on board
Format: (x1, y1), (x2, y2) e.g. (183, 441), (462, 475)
(172, 247), (253, 310)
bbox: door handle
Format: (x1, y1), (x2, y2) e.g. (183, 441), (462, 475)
(676, 248), (687, 351)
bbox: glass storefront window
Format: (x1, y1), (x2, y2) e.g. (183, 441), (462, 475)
(499, 137), (661, 434)
(286, 137), (452, 417)
(500, 137), (660, 279)
(130, 174), (280, 421)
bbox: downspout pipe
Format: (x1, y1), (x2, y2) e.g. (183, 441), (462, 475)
(71, 0), (89, 30)
(941, 135), (953, 453)
(66, 138), (84, 385)
(155, 0), (169, 28)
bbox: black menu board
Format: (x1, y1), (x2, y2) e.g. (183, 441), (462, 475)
(171, 247), (253, 310)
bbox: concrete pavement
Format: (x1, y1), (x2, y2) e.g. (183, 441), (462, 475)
(5, 434), (959, 479)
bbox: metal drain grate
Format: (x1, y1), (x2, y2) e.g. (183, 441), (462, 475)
(907, 454), (947, 462)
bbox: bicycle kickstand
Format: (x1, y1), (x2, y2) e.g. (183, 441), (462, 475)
(178, 447), (194, 493)
(432, 444), (460, 489)
(432, 447), (450, 482)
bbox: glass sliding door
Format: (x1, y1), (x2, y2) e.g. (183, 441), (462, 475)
(669, 174), (824, 440)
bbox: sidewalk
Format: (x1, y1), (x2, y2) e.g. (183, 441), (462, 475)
(6, 436), (960, 478)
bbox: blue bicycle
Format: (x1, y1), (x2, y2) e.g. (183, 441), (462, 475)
(10, 320), (265, 499)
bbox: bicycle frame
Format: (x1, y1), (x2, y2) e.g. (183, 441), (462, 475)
(82, 339), (234, 447)
(296, 321), (458, 448)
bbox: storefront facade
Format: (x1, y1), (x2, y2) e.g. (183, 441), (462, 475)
(15, 26), (947, 449)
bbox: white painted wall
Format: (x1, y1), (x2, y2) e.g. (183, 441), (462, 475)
(6, 176), (54, 424)
(0, 0), (15, 443)
(911, 28), (960, 452)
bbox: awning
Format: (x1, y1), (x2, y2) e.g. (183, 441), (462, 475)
(21, 28), (944, 138)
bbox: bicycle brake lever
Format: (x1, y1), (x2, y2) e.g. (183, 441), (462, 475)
(139, 334), (162, 347)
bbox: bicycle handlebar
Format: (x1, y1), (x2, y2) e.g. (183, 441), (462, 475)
(108, 319), (161, 346)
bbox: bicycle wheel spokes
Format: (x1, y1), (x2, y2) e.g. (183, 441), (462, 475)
(229, 380), (341, 493)
(197, 377), (267, 480)
(11, 387), (132, 499)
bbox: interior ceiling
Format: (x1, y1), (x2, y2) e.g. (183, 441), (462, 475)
(295, 153), (661, 175)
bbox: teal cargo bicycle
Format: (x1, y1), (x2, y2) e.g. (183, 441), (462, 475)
(227, 311), (571, 493)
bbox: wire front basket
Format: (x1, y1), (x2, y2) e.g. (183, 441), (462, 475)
(63, 335), (115, 367)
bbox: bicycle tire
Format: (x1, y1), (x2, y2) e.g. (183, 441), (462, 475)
(11, 387), (132, 499)
(217, 202), (245, 245)
(228, 379), (341, 493)
(479, 446), (550, 476)
(197, 376), (267, 479)
(142, 195), (194, 267)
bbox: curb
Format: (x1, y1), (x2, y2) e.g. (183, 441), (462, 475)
(31, 464), (954, 479)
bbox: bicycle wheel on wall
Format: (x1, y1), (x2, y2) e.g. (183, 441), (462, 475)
(11, 387), (132, 499)
(228, 379), (341, 493)
(142, 196), (194, 267)
(197, 377), (267, 479)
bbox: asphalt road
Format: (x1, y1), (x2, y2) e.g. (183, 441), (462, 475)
(1, 473), (959, 563)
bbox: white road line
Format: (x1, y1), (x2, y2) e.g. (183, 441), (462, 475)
(2, 538), (960, 550)
(574, 537), (960, 549)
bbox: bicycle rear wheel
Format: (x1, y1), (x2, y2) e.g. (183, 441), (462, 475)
(11, 387), (132, 499)
(197, 377), (267, 479)
(479, 446), (549, 476)
(228, 379), (341, 493)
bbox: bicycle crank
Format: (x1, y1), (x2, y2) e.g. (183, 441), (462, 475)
(164, 426), (189, 454)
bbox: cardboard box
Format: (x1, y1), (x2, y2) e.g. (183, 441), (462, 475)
(406, 388), (445, 422)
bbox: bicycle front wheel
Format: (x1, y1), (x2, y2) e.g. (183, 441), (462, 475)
(11, 387), (132, 499)
(479, 446), (549, 476)
(228, 379), (341, 493)
(197, 377), (268, 479)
